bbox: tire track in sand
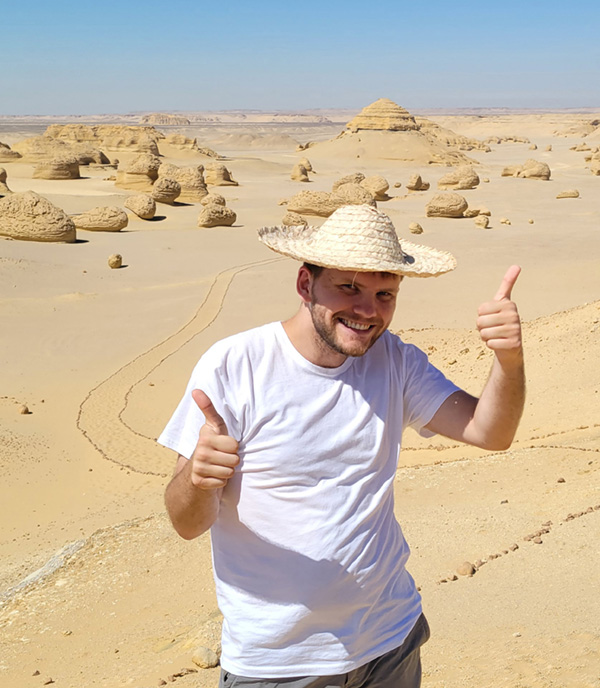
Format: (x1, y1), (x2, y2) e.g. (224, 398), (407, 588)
(76, 259), (281, 477)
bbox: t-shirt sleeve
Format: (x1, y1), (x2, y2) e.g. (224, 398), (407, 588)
(399, 340), (461, 438)
(157, 344), (241, 460)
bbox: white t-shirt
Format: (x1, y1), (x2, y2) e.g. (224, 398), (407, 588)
(158, 322), (459, 677)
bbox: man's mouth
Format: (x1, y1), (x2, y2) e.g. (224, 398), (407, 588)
(338, 318), (374, 332)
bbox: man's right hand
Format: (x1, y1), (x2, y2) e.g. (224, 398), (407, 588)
(189, 389), (239, 490)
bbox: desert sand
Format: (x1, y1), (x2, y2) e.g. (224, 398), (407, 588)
(1, 101), (599, 688)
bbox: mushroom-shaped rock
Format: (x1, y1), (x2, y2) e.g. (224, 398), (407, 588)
(334, 183), (376, 207)
(115, 153), (161, 191)
(437, 165), (480, 190)
(298, 157), (313, 172)
(33, 157), (80, 180)
(158, 163), (207, 202)
(360, 175), (390, 200)
(474, 215), (489, 228)
(197, 205), (236, 228)
(287, 190), (344, 218)
(205, 163), (238, 186)
(332, 172), (365, 193)
(124, 194), (156, 219)
(73, 206), (128, 232)
(291, 164), (310, 182)
(200, 192), (226, 207)
(282, 211), (308, 227)
(426, 193), (468, 218)
(151, 177), (181, 205)
(0, 141), (22, 162)
(0, 167), (12, 196)
(0, 191), (76, 242)
(556, 189), (580, 199)
(406, 174), (430, 191)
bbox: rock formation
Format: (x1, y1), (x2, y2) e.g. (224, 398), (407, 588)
(416, 118), (491, 152)
(333, 183), (376, 206)
(282, 211), (308, 227)
(151, 178), (181, 205)
(44, 124), (164, 155)
(197, 205), (237, 228)
(140, 113), (191, 126)
(409, 222), (423, 234)
(108, 254), (123, 269)
(501, 159), (551, 180)
(556, 189), (580, 199)
(200, 192), (226, 207)
(426, 193), (469, 218)
(332, 173), (365, 192)
(406, 174), (430, 191)
(0, 142), (22, 162)
(72, 206), (128, 231)
(291, 164), (310, 182)
(0, 191), (76, 242)
(484, 135), (530, 145)
(346, 98), (419, 132)
(33, 157), (80, 180)
(474, 215), (490, 228)
(115, 154), (161, 192)
(158, 163), (207, 202)
(0, 168), (12, 196)
(124, 194), (156, 219)
(12, 136), (108, 165)
(360, 175), (390, 200)
(299, 157), (313, 172)
(204, 163), (238, 186)
(287, 191), (344, 217)
(437, 166), (480, 190)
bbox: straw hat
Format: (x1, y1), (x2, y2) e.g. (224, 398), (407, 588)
(258, 204), (457, 277)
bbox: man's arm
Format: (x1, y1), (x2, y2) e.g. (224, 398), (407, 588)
(164, 389), (239, 540)
(425, 266), (525, 451)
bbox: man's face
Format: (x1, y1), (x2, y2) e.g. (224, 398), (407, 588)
(305, 268), (402, 359)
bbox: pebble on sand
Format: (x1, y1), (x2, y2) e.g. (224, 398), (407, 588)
(192, 646), (219, 669)
(108, 254), (123, 269)
(457, 561), (476, 576)
(19, 404), (30, 415)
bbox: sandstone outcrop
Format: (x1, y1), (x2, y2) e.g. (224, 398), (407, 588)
(426, 193), (468, 218)
(0, 191), (76, 242)
(151, 178), (181, 205)
(44, 124), (163, 155)
(299, 157), (313, 172)
(158, 163), (207, 202)
(291, 164), (310, 182)
(0, 142), (22, 162)
(12, 136), (108, 164)
(197, 205), (237, 228)
(346, 98), (419, 132)
(556, 189), (580, 199)
(501, 159), (551, 180)
(72, 206), (128, 232)
(287, 190), (344, 217)
(416, 118), (491, 152)
(0, 168), (11, 196)
(282, 211), (308, 227)
(360, 175), (390, 200)
(115, 154), (161, 192)
(484, 135), (530, 145)
(406, 174), (430, 191)
(200, 192), (226, 207)
(33, 157), (80, 180)
(204, 163), (238, 186)
(124, 194), (156, 219)
(140, 113), (191, 126)
(437, 166), (480, 190)
(332, 173), (365, 192)
(163, 134), (202, 152)
(334, 183), (376, 206)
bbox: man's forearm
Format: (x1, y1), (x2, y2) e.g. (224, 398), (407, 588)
(164, 460), (221, 540)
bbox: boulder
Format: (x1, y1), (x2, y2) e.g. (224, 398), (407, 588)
(360, 175), (390, 200)
(346, 98), (419, 132)
(158, 163), (207, 202)
(72, 206), (128, 231)
(291, 164), (310, 182)
(115, 153), (161, 191)
(556, 189), (580, 199)
(502, 159), (551, 180)
(0, 142), (22, 162)
(164, 133), (200, 151)
(0, 168), (12, 196)
(282, 211), (308, 227)
(437, 165), (480, 190)
(298, 157), (313, 172)
(334, 183), (376, 206)
(287, 190), (344, 217)
(197, 205), (237, 228)
(332, 173), (365, 192)
(409, 222), (423, 234)
(406, 174), (430, 191)
(0, 191), (76, 242)
(426, 193), (468, 218)
(124, 194), (156, 219)
(108, 254), (122, 269)
(33, 157), (80, 180)
(205, 163), (238, 186)
(151, 177), (181, 205)
(200, 192), (226, 207)
(474, 215), (489, 229)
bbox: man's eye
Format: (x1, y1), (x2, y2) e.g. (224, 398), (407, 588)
(341, 284), (357, 292)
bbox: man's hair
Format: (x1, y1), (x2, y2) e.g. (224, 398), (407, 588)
(303, 262), (324, 278)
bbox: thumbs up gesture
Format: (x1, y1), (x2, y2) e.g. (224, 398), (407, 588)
(477, 265), (523, 365)
(189, 389), (239, 490)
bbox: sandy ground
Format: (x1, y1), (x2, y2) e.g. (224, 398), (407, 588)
(1, 112), (599, 688)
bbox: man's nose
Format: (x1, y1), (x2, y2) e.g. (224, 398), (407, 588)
(353, 294), (377, 318)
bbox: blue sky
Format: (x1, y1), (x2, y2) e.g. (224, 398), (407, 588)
(3, 0), (599, 115)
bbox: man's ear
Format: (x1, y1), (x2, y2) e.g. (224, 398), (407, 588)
(296, 265), (312, 304)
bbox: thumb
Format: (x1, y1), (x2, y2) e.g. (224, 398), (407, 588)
(494, 265), (521, 301)
(192, 389), (228, 435)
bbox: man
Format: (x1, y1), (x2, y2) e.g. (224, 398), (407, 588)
(159, 204), (524, 688)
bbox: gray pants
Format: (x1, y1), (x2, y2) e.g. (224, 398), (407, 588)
(219, 614), (430, 688)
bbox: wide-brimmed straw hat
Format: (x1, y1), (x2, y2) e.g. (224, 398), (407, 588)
(258, 204), (456, 277)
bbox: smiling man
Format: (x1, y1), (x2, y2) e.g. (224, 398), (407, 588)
(159, 204), (525, 688)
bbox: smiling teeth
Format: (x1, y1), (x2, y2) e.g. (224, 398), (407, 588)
(341, 319), (371, 331)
